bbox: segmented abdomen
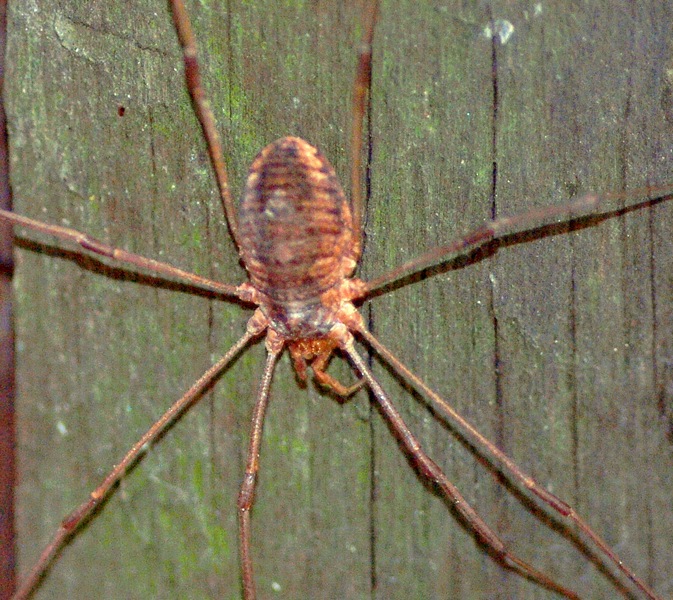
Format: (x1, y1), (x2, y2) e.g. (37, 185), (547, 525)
(239, 137), (356, 306)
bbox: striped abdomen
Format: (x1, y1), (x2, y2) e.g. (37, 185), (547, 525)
(239, 137), (357, 334)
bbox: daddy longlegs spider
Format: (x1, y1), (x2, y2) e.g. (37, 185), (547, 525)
(6, 0), (673, 598)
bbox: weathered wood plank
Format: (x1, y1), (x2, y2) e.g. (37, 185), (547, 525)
(7, 1), (673, 598)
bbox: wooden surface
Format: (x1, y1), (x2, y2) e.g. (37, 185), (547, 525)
(0, 0), (17, 595)
(7, 1), (673, 599)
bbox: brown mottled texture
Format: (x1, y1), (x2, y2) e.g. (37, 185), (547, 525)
(239, 137), (359, 340)
(240, 137), (356, 306)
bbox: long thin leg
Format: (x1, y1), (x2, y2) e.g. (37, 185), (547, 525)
(12, 328), (260, 600)
(350, 0), (379, 256)
(169, 0), (241, 252)
(357, 326), (663, 600)
(362, 185), (673, 296)
(0, 209), (239, 298)
(237, 334), (283, 600)
(340, 331), (580, 600)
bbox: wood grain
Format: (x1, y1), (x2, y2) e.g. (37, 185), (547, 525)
(7, 1), (673, 598)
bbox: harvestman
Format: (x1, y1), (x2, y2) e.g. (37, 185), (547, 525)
(4, 0), (672, 598)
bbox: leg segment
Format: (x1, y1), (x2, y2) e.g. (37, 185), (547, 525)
(358, 326), (662, 600)
(169, 0), (240, 251)
(341, 333), (581, 600)
(361, 186), (673, 297)
(237, 335), (283, 600)
(0, 209), (238, 297)
(349, 0), (379, 256)
(13, 329), (258, 600)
